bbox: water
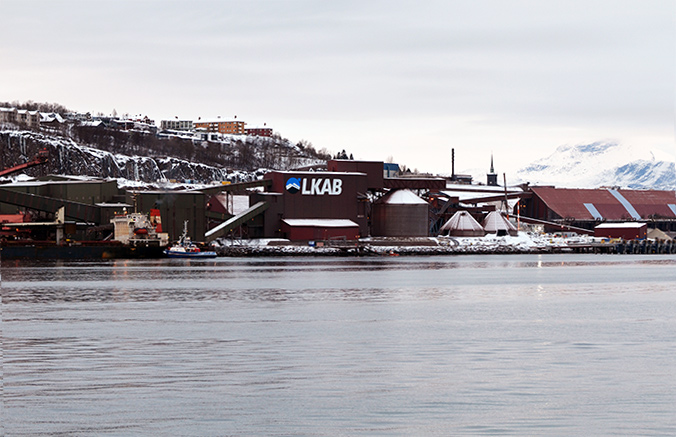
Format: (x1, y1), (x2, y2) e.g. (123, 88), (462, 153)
(2, 254), (676, 435)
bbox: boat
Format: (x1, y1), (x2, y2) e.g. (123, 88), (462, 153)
(0, 208), (168, 260)
(164, 221), (217, 258)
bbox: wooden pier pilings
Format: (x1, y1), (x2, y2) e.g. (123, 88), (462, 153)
(569, 239), (676, 254)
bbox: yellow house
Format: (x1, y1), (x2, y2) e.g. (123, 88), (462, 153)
(194, 119), (245, 134)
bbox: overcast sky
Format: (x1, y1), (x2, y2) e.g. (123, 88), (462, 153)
(2, 0), (674, 177)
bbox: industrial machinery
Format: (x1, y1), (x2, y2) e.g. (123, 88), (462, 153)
(0, 149), (49, 177)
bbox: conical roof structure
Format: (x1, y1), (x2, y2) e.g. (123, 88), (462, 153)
(375, 188), (428, 205)
(647, 227), (672, 241)
(439, 211), (485, 237)
(482, 210), (518, 236)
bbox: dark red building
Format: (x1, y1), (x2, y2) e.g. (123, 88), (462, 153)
(280, 219), (360, 240)
(253, 171), (369, 240)
(594, 222), (647, 240)
(327, 160), (384, 190)
(521, 186), (676, 232)
(245, 127), (273, 137)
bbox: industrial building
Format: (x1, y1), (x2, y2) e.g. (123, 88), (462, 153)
(245, 160), (446, 241)
(594, 222), (648, 240)
(0, 178), (210, 243)
(4, 156), (676, 248)
(519, 186), (676, 233)
(252, 170), (370, 239)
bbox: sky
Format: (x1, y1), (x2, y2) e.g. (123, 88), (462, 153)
(2, 0), (674, 178)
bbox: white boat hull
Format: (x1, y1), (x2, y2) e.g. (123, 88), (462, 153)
(164, 249), (217, 258)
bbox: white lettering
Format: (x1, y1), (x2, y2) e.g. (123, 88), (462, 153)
(311, 179), (322, 195)
(332, 179), (343, 195)
(321, 179), (332, 195)
(300, 178), (344, 195)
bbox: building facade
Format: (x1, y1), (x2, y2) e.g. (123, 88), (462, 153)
(0, 107), (18, 124)
(160, 119), (194, 131)
(17, 110), (41, 128)
(244, 126), (273, 137)
(194, 119), (246, 134)
(1, 108), (40, 128)
(253, 171), (370, 239)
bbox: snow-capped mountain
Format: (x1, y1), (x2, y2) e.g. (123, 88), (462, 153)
(513, 142), (676, 190)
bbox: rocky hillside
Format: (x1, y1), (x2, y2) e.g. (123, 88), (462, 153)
(1, 128), (329, 186)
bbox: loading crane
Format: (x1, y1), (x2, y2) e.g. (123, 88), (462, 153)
(0, 149), (49, 177)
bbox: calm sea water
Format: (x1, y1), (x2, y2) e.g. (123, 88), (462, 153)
(2, 254), (676, 436)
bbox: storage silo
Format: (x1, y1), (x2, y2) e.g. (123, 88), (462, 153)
(371, 189), (429, 237)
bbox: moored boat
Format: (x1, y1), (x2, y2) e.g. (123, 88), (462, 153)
(164, 221), (217, 258)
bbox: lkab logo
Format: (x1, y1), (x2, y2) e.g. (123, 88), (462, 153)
(285, 177), (301, 194)
(285, 177), (343, 195)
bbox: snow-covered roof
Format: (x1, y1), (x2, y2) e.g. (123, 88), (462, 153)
(96, 202), (132, 208)
(16, 109), (39, 115)
(81, 120), (104, 127)
(595, 222), (647, 229)
(282, 219), (358, 228)
(377, 189), (427, 205)
(40, 112), (65, 123)
(442, 184), (521, 201)
(271, 170), (366, 176)
(445, 182), (512, 191)
(7, 177), (113, 187)
(195, 119), (244, 124)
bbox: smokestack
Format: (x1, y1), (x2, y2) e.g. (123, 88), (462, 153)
(451, 148), (455, 179)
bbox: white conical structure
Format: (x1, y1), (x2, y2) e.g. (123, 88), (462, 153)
(439, 211), (485, 237)
(482, 210), (517, 236)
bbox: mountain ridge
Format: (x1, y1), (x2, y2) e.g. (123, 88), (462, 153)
(513, 141), (675, 190)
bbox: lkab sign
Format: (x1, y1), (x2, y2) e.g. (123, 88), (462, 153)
(285, 177), (343, 195)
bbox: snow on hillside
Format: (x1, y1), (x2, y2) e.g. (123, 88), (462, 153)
(1, 129), (326, 187)
(513, 142), (676, 190)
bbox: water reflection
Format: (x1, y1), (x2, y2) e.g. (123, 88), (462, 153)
(4, 254), (676, 436)
(3, 255), (676, 305)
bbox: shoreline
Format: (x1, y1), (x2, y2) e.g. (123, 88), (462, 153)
(214, 234), (675, 257)
(2, 234), (673, 260)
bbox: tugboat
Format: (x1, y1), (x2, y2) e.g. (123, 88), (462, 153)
(164, 221), (217, 258)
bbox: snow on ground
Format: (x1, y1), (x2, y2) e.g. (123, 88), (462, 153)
(213, 232), (602, 256)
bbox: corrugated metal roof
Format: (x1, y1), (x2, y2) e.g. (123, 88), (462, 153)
(531, 187), (676, 220)
(607, 189), (641, 219)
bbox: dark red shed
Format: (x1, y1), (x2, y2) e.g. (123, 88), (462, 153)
(594, 222), (647, 240)
(281, 219), (360, 241)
